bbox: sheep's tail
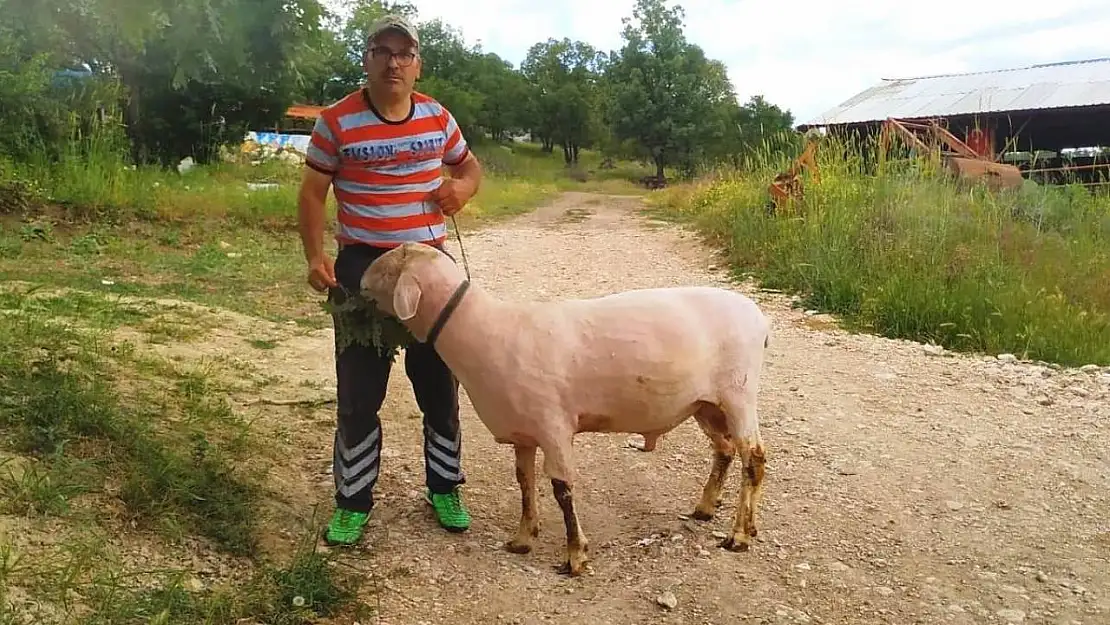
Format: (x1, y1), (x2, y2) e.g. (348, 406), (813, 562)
(762, 311), (773, 350)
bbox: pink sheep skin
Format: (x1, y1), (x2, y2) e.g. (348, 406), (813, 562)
(360, 242), (771, 577)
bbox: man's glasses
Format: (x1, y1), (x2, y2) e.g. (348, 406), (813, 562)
(370, 46), (417, 67)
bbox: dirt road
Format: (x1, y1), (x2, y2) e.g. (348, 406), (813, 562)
(241, 191), (1108, 625)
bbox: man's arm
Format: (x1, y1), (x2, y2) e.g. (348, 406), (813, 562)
(297, 166), (334, 264)
(298, 115), (341, 291)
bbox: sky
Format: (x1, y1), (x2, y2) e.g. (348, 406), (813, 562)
(330, 0), (1110, 125)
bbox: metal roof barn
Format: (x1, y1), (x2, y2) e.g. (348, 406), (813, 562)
(799, 57), (1110, 128)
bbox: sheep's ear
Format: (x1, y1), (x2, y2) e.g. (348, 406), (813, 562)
(392, 271), (421, 321)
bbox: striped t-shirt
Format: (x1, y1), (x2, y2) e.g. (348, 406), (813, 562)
(305, 89), (470, 248)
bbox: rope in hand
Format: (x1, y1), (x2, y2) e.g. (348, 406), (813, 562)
(449, 213), (472, 281)
(424, 180), (471, 281)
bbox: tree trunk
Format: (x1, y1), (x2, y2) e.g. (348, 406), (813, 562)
(562, 143), (572, 165)
(654, 154), (666, 181)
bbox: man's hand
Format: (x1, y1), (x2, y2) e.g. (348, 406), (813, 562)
(307, 254), (337, 293)
(427, 178), (474, 216)
(428, 152), (482, 216)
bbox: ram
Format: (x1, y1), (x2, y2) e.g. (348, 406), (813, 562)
(360, 242), (771, 576)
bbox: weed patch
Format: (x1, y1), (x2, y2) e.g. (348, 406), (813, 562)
(650, 134), (1110, 366)
(0, 524), (368, 625)
(0, 312), (260, 555)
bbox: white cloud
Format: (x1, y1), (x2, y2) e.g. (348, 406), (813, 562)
(332, 0), (1110, 124)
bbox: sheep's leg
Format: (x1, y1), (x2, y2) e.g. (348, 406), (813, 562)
(745, 433), (767, 538)
(720, 392), (766, 553)
(505, 445), (540, 554)
(626, 430), (664, 452)
(691, 404), (735, 521)
(542, 437), (588, 576)
(551, 478), (589, 576)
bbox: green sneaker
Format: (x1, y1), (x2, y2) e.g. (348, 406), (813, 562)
(425, 488), (471, 533)
(323, 507), (369, 546)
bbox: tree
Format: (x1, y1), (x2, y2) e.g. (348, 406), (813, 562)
(520, 38), (607, 164)
(605, 0), (741, 179)
(735, 94), (796, 153)
(0, 0), (801, 173)
(468, 51), (533, 142)
(296, 9), (362, 104)
(9, 0), (328, 165)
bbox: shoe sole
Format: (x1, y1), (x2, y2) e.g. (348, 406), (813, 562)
(320, 524), (364, 547)
(424, 493), (471, 533)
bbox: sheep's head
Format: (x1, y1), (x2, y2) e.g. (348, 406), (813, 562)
(359, 242), (457, 322)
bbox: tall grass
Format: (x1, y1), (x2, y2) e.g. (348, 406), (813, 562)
(2, 122), (651, 233)
(1, 126), (654, 329)
(651, 131), (1110, 366)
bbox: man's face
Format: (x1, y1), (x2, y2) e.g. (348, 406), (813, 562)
(364, 30), (421, 95)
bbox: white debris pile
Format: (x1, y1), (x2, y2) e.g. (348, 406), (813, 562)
(238, 139), (305, 166)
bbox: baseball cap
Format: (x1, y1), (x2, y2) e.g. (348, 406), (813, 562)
(367, 14), (420, 48)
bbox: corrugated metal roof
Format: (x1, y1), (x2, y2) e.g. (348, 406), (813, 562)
(800, 57), (1110, 128)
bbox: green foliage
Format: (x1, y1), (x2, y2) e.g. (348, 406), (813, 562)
(411, 18), (537, 142)
(604, 0), (793, 180)
(0, 307), (261, 555)
(0, 0), (327, 166)
(735, 95), (796, 157)
(0, 0), (795, 177)
(325, 287), (416, 361)
(521, 38), (608, 164)
(650, 132), (1110, 366)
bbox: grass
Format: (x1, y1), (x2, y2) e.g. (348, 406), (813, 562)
(0, 307), (259, 553)
(0, 272), (372, 623)
(1, 136), (652, 327)
(0, 128), (654, 622)
(0, 520), (368, 624)
(648, 131), (1110, 367)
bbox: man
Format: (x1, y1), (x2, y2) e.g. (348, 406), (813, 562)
(296, 14), (483, 546)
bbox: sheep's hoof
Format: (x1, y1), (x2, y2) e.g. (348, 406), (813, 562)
(625, 437), (656, 452)
(504, 540), (532, 555)
(718, 536), (750, 552)
(554, 560), (586, 577)
(691, 509), (714, 522)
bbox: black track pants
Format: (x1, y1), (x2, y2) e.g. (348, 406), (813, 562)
(326, 243), (465, 513)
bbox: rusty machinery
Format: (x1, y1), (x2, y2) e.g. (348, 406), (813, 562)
(878, 117), (1024, 191)
(766, 117), (1026, 215)
(766, 133), (820, 215)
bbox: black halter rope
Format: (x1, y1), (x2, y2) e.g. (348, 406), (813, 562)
(425, 277), (470, 346)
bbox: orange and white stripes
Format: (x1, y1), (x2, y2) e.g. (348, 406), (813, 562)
(306, 89), (470, 248)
